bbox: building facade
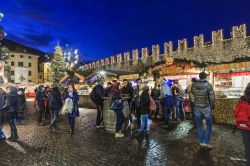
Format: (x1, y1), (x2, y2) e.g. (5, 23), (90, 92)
(39, 62), (51, 83)
(7, 52), (39, 84)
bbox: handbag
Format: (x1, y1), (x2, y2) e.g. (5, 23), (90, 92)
(110, 96), (123, 110)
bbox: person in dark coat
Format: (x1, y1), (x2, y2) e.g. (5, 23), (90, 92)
(17, 88), (26, 122)
(137, 85), (150, 135)
(0, 86), (19, 142)
(48, 85), (63, 132)
(36, 85), (46, 125)
(0, 88), (6, 140)
(91, 80), (104, 128)
(110, 80), (125, 138)
(64, 84), (79, 135)
(104, 82), (112, 97)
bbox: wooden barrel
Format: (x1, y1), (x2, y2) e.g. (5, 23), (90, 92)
(103, 97), (116, 133)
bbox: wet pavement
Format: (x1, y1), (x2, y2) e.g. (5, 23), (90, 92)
(0, 107), (247, 166)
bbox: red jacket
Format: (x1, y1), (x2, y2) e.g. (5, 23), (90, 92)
(235, 101), (250, 131)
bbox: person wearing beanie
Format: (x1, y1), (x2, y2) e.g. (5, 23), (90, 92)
(90, 80), (104, 128)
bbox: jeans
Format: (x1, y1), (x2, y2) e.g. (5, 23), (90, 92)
(115, 109), (124, 132)
(49, 109), (59, 130)
(242, 130), (250, 166)
(37, 105), (45, 123)
(96, 104), (103, 126)
(162, 97), (169, 125)
(139, 114), (150, 132)
(175, 98), (185, 120)
(68, 117), (75, 132)
(194, 106), (213, 144)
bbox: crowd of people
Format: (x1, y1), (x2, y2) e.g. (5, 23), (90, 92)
(34, 83), (80, 135)
(0, 71), (249, 165)
(90, 72), (214, 143)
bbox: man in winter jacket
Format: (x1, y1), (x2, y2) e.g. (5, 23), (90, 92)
(92, 80), (104, 128)
(191, 72), (215, 150)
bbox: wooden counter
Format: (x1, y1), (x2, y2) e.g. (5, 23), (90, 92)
(213, 98), (239, 125)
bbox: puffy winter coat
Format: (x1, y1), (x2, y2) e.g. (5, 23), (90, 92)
(49, 88), (63, 111)
(191, 79), (215, 108)
(139, 90), (150, 115)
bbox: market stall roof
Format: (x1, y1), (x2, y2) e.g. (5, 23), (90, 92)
(59, 72), (85, 84)
(86, 69), (135, 79)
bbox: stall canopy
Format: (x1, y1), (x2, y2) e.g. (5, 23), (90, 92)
(59, 72), (85, 84)
(86, 69), (136, 84)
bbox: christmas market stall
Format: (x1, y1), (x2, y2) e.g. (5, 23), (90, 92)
(151, 59), (201, 117)
(207, 61), (250, 125)
(79, 69), (136, 108)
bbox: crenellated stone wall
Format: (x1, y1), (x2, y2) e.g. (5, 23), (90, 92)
(81, 24), (250, 72)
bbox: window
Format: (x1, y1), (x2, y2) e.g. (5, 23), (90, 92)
(11, 61), (14, 66)
(29, 56), (31, 59)
(20, 55), (24, 58)
(29, 63), (32, 67)
(18, 62), (24, 67)
(29, 71), (32, 76)
(11, 55), (14, 58)
(11, 71), (14, 75)
(40, 75), (43, 79)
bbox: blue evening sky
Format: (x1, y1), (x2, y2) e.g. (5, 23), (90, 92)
(1, 0), (250, 62)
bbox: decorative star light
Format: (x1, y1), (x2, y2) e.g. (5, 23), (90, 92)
(63, 45), (79, 70)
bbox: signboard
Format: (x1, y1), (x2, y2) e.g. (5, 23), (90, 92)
(15, 67), (28, 84)
(119, 74), (139, 80)
(208, 62), (250, 72)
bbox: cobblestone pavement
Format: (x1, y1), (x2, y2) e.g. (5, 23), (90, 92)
(0, 106), (247, 166)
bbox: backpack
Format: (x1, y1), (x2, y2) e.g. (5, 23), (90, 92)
(234, 101), (250, 131)
(90, 86), (97, 103)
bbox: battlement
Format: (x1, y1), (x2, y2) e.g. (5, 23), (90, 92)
(81, 24), (250, 71)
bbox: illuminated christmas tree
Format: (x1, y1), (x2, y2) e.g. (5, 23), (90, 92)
(50, 44), (66, 82)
